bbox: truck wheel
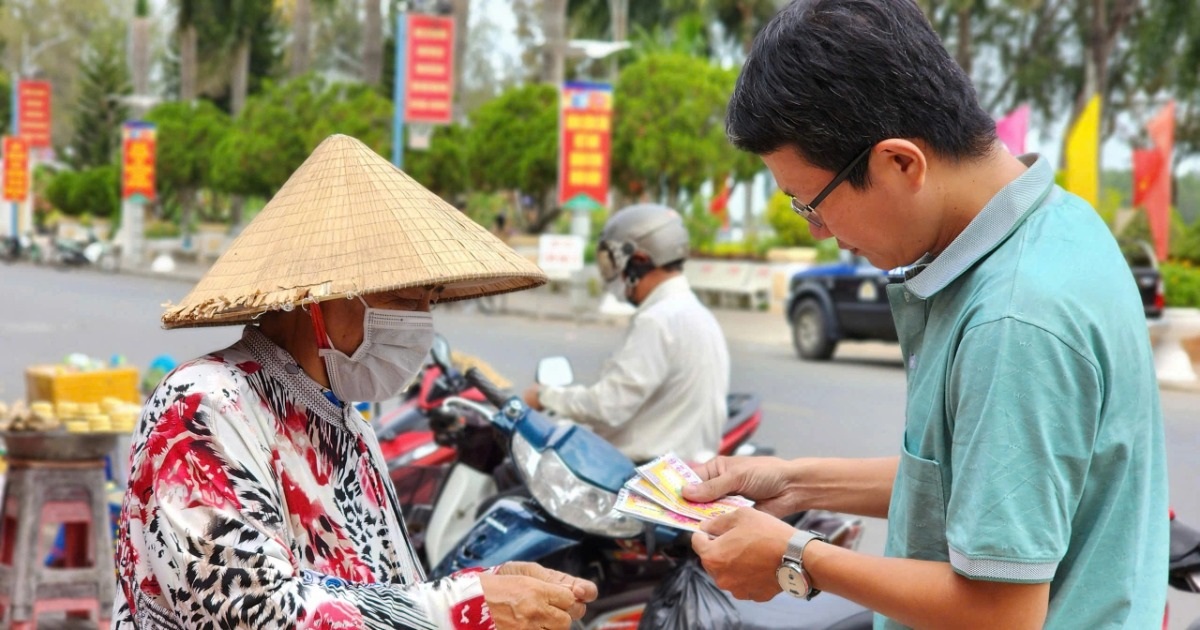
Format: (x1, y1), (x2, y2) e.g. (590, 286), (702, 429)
(791, 298), (836, 360)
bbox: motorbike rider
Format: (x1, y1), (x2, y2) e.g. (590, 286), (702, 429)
(523, 203), (730, 463)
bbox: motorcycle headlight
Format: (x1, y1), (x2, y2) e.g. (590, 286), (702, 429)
(511, 433), (644, 539)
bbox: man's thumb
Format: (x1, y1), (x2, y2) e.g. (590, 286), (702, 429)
(683, 477), (730, 503)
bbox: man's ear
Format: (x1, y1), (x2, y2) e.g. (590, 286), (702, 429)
(873, 138), (927, 190)
(629, 251), (653, 266)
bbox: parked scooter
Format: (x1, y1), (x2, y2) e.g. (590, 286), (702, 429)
(374, 335), (495, 564)
(430, 368), (871, 630)
(379, 335), (777, 570)
(1169, 510), (1200, 629)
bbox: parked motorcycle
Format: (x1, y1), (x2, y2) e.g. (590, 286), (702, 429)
(379, 335), (777, 570)
(429, 368), (871, 630)
(1169, 510), (1200, 630)
(374, 335), (498, 565)
(1, 233), (43, 264)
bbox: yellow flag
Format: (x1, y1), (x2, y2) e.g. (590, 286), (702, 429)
(1064, 95), (1101, 209)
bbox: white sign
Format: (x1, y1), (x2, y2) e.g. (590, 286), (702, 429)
(538, 234), (585, 280)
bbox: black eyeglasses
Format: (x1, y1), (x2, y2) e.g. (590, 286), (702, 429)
(790, 146), (873, 228)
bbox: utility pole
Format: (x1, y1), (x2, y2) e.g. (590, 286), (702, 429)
(392, 1), (408, 168)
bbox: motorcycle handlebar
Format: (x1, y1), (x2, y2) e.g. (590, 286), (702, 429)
(465, 367), (510, 408)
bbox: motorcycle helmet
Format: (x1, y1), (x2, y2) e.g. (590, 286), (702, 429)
(596, 204), (689, 299)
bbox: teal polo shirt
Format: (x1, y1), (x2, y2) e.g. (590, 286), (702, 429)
(878, 156), (1168, 629)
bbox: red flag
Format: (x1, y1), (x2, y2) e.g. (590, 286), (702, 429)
(1139, 102), (1175, 261)
(1132, 149), (1163, 207)
(710, 178), (731, 215)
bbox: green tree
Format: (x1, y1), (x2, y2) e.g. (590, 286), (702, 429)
(405, 123), (472, 202)
(611, 53), (734, 208)
(210, 75), (393, 199)
(145, 100), (231, 232)
(466, 83), (560, 230)
(69, 33), (130, 169)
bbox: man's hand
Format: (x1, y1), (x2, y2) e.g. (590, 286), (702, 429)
(682, 456), (797, 517)
(691, 508), (797, 602)
(522, 385), (544, 411)
(479, 562), (597, 629)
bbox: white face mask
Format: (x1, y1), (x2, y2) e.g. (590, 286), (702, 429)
(317, 301), (434, 403)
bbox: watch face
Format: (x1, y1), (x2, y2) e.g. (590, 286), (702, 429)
(776, 563), (809, 598)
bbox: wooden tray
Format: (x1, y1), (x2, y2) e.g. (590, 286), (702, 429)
(0, 430), (124, 461)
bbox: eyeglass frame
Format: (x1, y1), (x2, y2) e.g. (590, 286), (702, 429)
(789, 145), (873, 229)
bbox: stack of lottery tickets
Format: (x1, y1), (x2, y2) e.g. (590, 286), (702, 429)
(614, 453), (754, 532)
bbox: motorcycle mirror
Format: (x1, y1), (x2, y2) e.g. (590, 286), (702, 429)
(430, 333), (453, 372)
(536, 356), (574, 387)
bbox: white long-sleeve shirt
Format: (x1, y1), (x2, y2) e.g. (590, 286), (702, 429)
(539, 275), (730, 462)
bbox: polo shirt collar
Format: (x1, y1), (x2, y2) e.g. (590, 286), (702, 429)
(905, 154), (1055, 299)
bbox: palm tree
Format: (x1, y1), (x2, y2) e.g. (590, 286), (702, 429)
(290, 0), (312, 76)
(130, 0), (152, 102)
(221, 0), (274, 115)
(542, 0), (567, 85)
(176, 0), (200, 100)
(361, 0), (384, 85)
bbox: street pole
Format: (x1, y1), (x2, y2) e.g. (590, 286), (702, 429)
(391, 2), (407, 169)
(8, 78), (16, 239)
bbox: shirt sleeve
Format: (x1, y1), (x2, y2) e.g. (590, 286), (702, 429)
(129, 383), (495, 630)
(944, 317), (1101, 583)
(538, 313), (671, 430)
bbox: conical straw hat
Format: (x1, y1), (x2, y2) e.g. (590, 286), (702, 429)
(162, 134), (547, 329)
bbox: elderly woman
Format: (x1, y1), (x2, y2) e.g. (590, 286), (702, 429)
(114, 135), (596, 629)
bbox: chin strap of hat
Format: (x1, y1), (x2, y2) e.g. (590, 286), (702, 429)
(622, 254), (655, 307)
(308, 302), (333, 350)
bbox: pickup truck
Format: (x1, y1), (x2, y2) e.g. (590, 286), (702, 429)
(785, 242), (1164, 361)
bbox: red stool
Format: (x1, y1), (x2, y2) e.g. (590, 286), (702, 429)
(0, 458), (114, 629)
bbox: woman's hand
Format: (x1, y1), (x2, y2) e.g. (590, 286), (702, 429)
(480, 562), (598, 629)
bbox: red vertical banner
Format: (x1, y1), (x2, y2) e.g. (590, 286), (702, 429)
(122, 122), (156, 202)
(3, 136), (29, 201)
(404, 14), (455, 124)
(1144, 102), (1175, 262)
(558, 82), (613, 207)
(17, 81), (52, 148)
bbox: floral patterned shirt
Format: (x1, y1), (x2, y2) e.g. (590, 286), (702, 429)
(113, 327), (495, 629)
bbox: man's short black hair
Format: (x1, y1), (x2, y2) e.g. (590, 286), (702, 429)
(727, 0), (997, 188)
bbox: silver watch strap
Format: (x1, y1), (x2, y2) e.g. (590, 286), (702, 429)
(783, 529), (826, 599)
(784, 530), (826, 563)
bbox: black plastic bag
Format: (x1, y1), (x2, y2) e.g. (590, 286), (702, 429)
(638, 557), (742, 630)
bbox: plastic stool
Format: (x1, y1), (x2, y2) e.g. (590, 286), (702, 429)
(0, 458), (114, 629)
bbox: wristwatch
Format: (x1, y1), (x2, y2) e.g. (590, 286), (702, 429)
(776, 530), (826, 600)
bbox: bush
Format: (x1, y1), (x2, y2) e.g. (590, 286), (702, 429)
(1162, 262), (1200, 308)
(45, 170), (78, 215)
(144, 219), (181, 239)
(68, 166), (120, 219)
(45, 167), (120, 219)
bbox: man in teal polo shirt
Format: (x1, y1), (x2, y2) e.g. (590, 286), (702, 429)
(683, 0), (1168, 627)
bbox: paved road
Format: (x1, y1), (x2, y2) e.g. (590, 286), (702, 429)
(2, 263), (1198, 627)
